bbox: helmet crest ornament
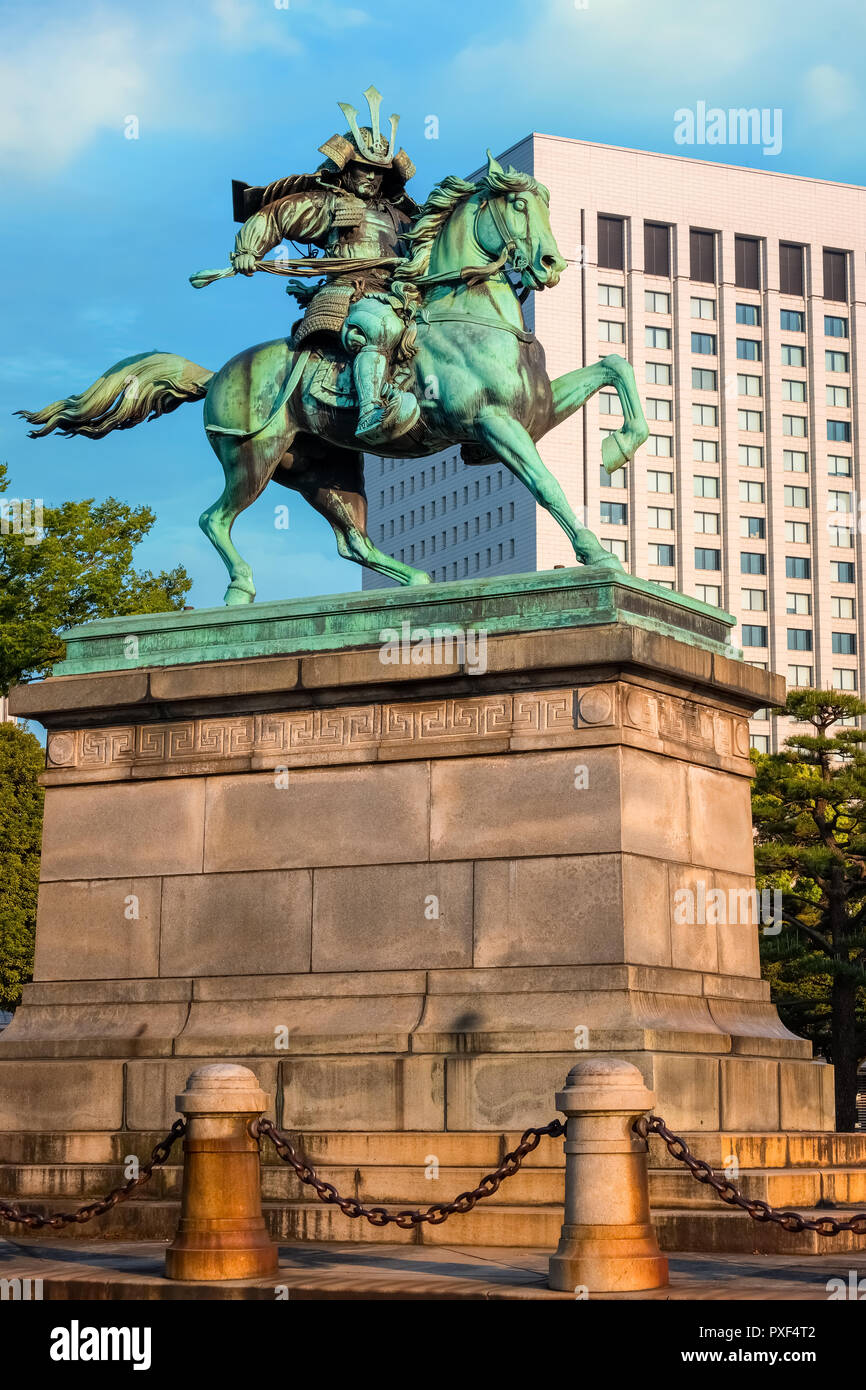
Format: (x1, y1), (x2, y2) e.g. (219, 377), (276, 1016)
(337, 85), (398, 166)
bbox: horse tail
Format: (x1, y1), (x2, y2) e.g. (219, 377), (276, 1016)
(16, 350), (214, 440)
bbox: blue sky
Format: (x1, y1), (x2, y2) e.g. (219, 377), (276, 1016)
(1, 0), (864, 608)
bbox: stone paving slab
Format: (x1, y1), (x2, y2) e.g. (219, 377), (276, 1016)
(2, 1238), (865, 1301)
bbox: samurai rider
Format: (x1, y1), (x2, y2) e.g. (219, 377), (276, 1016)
(230, 86), (421, 447)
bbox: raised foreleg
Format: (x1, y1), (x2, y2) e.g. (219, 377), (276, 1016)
(549, 354), (648, 475)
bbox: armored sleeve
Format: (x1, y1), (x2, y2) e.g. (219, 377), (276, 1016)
(233, 191), (333, 257)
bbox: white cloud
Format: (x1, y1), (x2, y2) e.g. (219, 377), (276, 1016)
(802, 65), (860, 124)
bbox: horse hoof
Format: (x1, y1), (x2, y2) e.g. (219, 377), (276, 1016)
(406, 571), (432, 586)
(224, 582), (255, 606)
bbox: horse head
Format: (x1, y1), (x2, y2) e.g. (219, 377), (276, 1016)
(475, 151), (567, 291)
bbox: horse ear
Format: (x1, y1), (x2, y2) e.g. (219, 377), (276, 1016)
(485, 148), (504, 179)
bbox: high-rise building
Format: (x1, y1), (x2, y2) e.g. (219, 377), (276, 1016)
(363, 133), (865, 751)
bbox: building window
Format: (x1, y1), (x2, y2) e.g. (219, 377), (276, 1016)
(736, 338), (761, 360)
(827, 385), (850, 408)
(600, 320), (625, 343)
(645, 326), (670, 349)
(646, 362), (672, 385)
(742, 588), (767, 610)
(695, 510), (720, 533)
(738, 409), (762, 431)
(823, 248), (848, 302)
(599, 465), (627, 489)
(786, 556), (811, 579)
(783, 450), (808, 472)
(828, 490), (852, 516)
(741, 552), (766, 575)
(647, 434), (673, 456)
(648, 470), (673, 492)
(735, 236), (761, 289)
(785, 521), (810, 543)
(693, 368), (717, 391)
(598, 392), (621, 414)
(788, 664), (813, 686)
(646, 398), (672, 421)
(690, 229), (716, 283)
(786, 592), (811, 614)
(598, 215), (625, 270)
(832, 596), (855, 619)
(751, 734), (770, 753)
(649, 543), (675, 566)
(600, 501), (627, 525)
(832, 561), (855, 582)
(742, 625), (768, 647)
(828, 456), (852, 476)
(690, 296), (716, 319)
(693, 404), (718, 426)
(693, 439), (718, 461)
(825, 315), (848, 338)
(787, 628), (813, 651)
(828, 420), (851, 442)
(694, 475), (720, 498)
(695, 584), (721, 605)
(648, 507), (674, 528)
(598, 284), (624, 307)
(602, 537), (628, 561)
(832, 632), (857, 654)
(740, 516), (765, 539)
(779, 243), (804, 297)
(645, 290), (670, 313)
(782, 379), (806, 402)
(739, 445), (763, 468)
(832, 668), (857, 690)
(782, 344), (806, 367)
(740, 480), (764, 503)
(736, 303), (761, 326)
(826, 350), (849, 372)
(644, 222), (670, 277)
(780, 308), (805, 331)
(695, 547), (721, 570)
(692, 332), (716, 354)
(783, 414), (807, 437)
(737, 373), (762, 397)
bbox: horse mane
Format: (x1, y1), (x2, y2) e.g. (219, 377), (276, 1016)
(397, 166), (550, 283)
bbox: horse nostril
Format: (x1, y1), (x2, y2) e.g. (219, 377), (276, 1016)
(541, 255), (557, 269)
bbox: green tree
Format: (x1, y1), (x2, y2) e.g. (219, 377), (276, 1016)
(752, 690), (866, 1130)
(0, 462), (191, 692)
(0, 723), (44, 1010)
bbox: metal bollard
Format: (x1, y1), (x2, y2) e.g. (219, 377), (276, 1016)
(165, 1063), (278, 1282)
(548, 1057), (669, 1293)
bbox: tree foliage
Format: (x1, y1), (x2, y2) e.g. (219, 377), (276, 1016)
(0, 724), (44, 1010)
(753, 689), (866, 1129)
(0, 462), (191, 693)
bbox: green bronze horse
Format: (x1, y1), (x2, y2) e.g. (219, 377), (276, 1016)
(19, 153), (648, 605)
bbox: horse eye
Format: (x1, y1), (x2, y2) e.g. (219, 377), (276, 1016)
(513, 198), (527, 211)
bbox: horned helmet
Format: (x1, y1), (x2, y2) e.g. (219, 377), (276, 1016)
(317, 85), (415, 196)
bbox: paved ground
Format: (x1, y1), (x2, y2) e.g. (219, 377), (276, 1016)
(2, 1238), (866, 1300)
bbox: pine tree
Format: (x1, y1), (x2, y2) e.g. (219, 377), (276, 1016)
(753, 690), (866, 1130)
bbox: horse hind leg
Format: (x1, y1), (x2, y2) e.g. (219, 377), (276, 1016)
(201, 429), (293, 604)
(276, 448), (432, 586)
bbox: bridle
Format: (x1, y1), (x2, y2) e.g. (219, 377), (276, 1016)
(412, 191), (536, 295)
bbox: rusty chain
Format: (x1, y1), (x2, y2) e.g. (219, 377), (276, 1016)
(635, 1113), (866, 1237)
(254, 1116), (565, 1228)
(0, 1119), (187, 1231)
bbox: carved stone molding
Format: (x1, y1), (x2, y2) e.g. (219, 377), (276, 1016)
(45, 682), (751, 775)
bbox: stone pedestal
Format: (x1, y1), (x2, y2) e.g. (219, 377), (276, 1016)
(0, 568), (838, 1243)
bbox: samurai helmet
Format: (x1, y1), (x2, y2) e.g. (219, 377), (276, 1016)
(318, 85), (415, 189)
